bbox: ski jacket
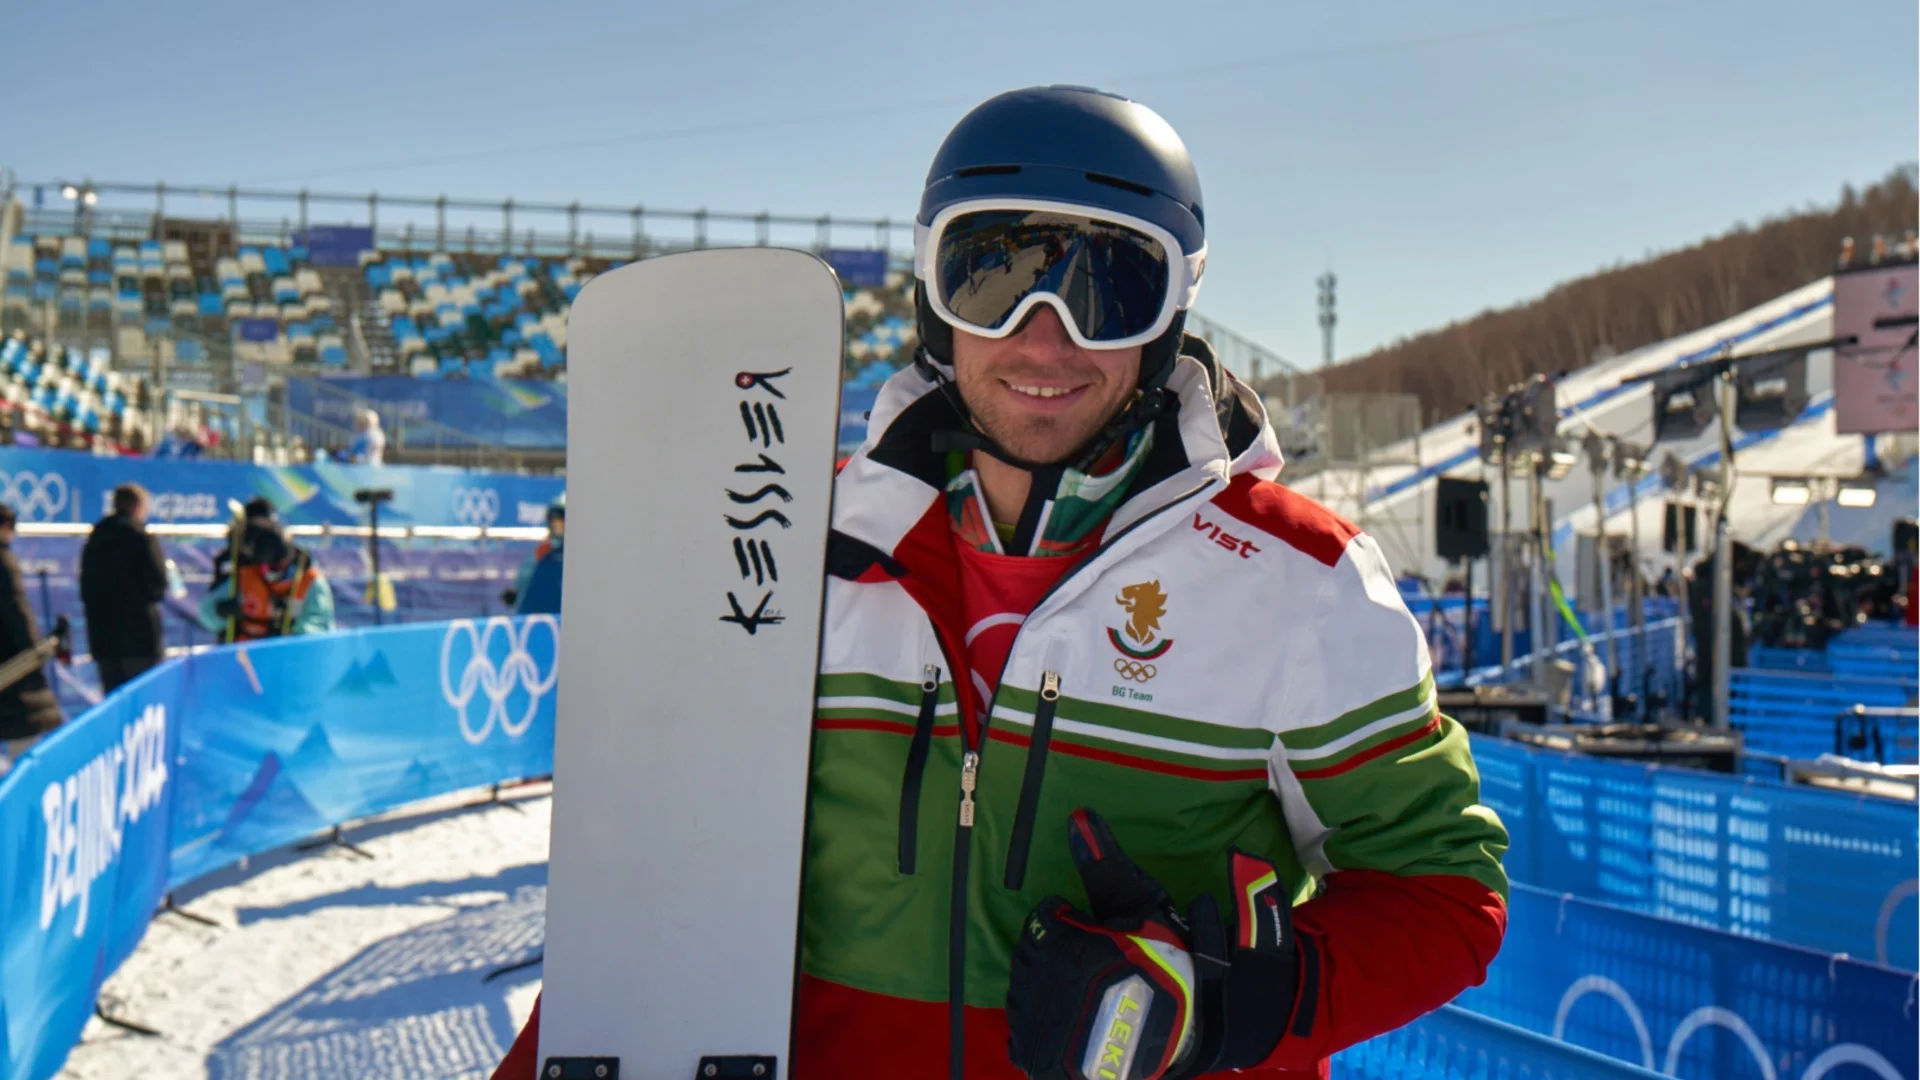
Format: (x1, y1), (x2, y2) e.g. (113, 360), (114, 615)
(795, 355), (1508, 1078)
(493, 354), (1509, 1080)
(198, 559), (334, 642)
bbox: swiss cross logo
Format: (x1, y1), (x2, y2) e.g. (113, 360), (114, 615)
(1192, 513), (1261, 559)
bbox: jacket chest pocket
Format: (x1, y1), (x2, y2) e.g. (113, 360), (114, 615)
(896, 663), (945, 875)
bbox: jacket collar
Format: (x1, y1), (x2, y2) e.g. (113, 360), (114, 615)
(831, 354), (1286, 564)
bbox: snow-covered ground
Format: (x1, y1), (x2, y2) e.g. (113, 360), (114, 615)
(57, 786), (551, 1080)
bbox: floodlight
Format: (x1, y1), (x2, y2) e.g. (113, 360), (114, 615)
(1769, 479), (1811, 506)
(1837, 482), (1878, 509)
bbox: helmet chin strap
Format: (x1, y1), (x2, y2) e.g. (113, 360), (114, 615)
(915, 347), (1176, 552)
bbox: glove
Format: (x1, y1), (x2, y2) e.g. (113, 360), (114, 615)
(1006, 808), (1301, 1080)
(501, 588), (518, 607)
(213, 599), (237, 619)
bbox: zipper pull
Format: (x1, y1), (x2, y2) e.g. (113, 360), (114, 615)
(922, 663), (941, 693)
(1040, 671), (1060, 702)
(959, 750), (980, 828)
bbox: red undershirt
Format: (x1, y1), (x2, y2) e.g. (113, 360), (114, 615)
(950, 541), (1084, 707)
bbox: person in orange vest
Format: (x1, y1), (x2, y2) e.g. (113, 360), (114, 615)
(198, 522), (336, 643)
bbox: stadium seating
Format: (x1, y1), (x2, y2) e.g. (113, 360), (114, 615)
(6, 228), (921, 384)
(0, 331), (152, 451)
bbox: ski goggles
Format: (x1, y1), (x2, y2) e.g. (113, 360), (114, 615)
(914, 199), (1206, 351)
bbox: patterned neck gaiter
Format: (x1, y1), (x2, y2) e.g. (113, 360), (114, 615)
(945, 425), (1156, 557)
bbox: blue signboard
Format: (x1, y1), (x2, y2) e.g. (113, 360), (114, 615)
(287, 377), (569, 452)
(822, 249), (889, 288)
(296, 226), (376, 268)
(0, 448), (562, 530)
(236, 317), (280, 343)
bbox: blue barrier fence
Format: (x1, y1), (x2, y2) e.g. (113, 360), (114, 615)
(1333, 1003), (1666, 1079)
(0, 447), (563, 528)
(1730, 669), (1917, 764)
(1473, 735), (1919, 971)
(1460, 885), (1918, 1080)
(0, 617), (556, 1080)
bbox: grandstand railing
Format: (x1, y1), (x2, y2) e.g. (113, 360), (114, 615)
(19, 179), (916, 261)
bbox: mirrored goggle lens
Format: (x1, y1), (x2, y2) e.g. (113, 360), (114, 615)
(933, 209), (1172, 342)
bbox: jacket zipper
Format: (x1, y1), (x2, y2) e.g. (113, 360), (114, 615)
(1001, 670), (1060, 890)
(945, 478), (1219, 1080)
(896, 663), (942, 875)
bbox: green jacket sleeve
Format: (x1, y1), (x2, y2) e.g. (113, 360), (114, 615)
(293, 573), (336, 635)
(198, 578), (233, 635)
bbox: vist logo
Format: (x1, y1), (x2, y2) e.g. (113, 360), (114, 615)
(1192, 512), (1261, 558)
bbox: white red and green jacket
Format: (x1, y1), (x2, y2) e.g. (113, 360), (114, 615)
(794, 355), (1510, 1078)
(491, 356), (1510, 1080)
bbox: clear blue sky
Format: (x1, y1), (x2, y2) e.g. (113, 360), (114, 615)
(4, 0), (1913, 369)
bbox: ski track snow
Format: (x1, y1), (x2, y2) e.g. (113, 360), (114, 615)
(57, 787), (551, 1080)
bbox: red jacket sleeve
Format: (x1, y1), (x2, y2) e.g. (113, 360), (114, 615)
(492, 994), (542, 1080)
(1260, 870), (1508, 1071)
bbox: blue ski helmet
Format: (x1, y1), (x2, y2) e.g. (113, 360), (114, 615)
(914, 85), (1205, 387)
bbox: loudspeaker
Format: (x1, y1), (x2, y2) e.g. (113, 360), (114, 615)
(1735, 348), (1810, 432)
(1651, 368), (1718, 442)
(1893, 518), (1917, 556)
(1663, 500), (1699, 554)
(1435, 477), (1491, 560)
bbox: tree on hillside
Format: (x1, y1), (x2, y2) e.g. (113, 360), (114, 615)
(1311, 166), (1919, 425)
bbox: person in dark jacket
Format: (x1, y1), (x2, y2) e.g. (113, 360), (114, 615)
(210, 496), (278, 591)
(80, 483), (170, 693)
(0, 503), (63, 756)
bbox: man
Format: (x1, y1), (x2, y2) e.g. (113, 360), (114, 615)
(0, 504), (62, 763)
(348, 407), (386, 466)
(210, 496), (279, 591)
(501, 494), (563, 615)
(198, 522), (335, 642)
(80, 483), (171, 693)
(497, 86), (1506, 1079)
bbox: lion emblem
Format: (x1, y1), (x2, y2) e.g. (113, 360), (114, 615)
(1115, 581), (1168, 647)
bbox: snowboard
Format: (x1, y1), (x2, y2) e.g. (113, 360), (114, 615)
(540, 248), (846, 1080)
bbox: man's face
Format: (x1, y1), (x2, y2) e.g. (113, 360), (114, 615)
(129, 499), (149, 526)
(950, 305), (1142, 466)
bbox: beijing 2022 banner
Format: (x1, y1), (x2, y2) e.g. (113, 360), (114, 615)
(0, 448), (562, 529)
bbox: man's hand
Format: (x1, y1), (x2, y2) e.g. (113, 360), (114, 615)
(1006, 808), (1202, 1080)
(1006, 808), (1303, 1080)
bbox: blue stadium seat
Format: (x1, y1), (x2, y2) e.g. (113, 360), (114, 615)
(366, 263), (392, 289)
(198, 294), (223, 316)
(86, 238), (111, 261)
(290, 245), (309, 264)
(263, 248), (290, 277)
